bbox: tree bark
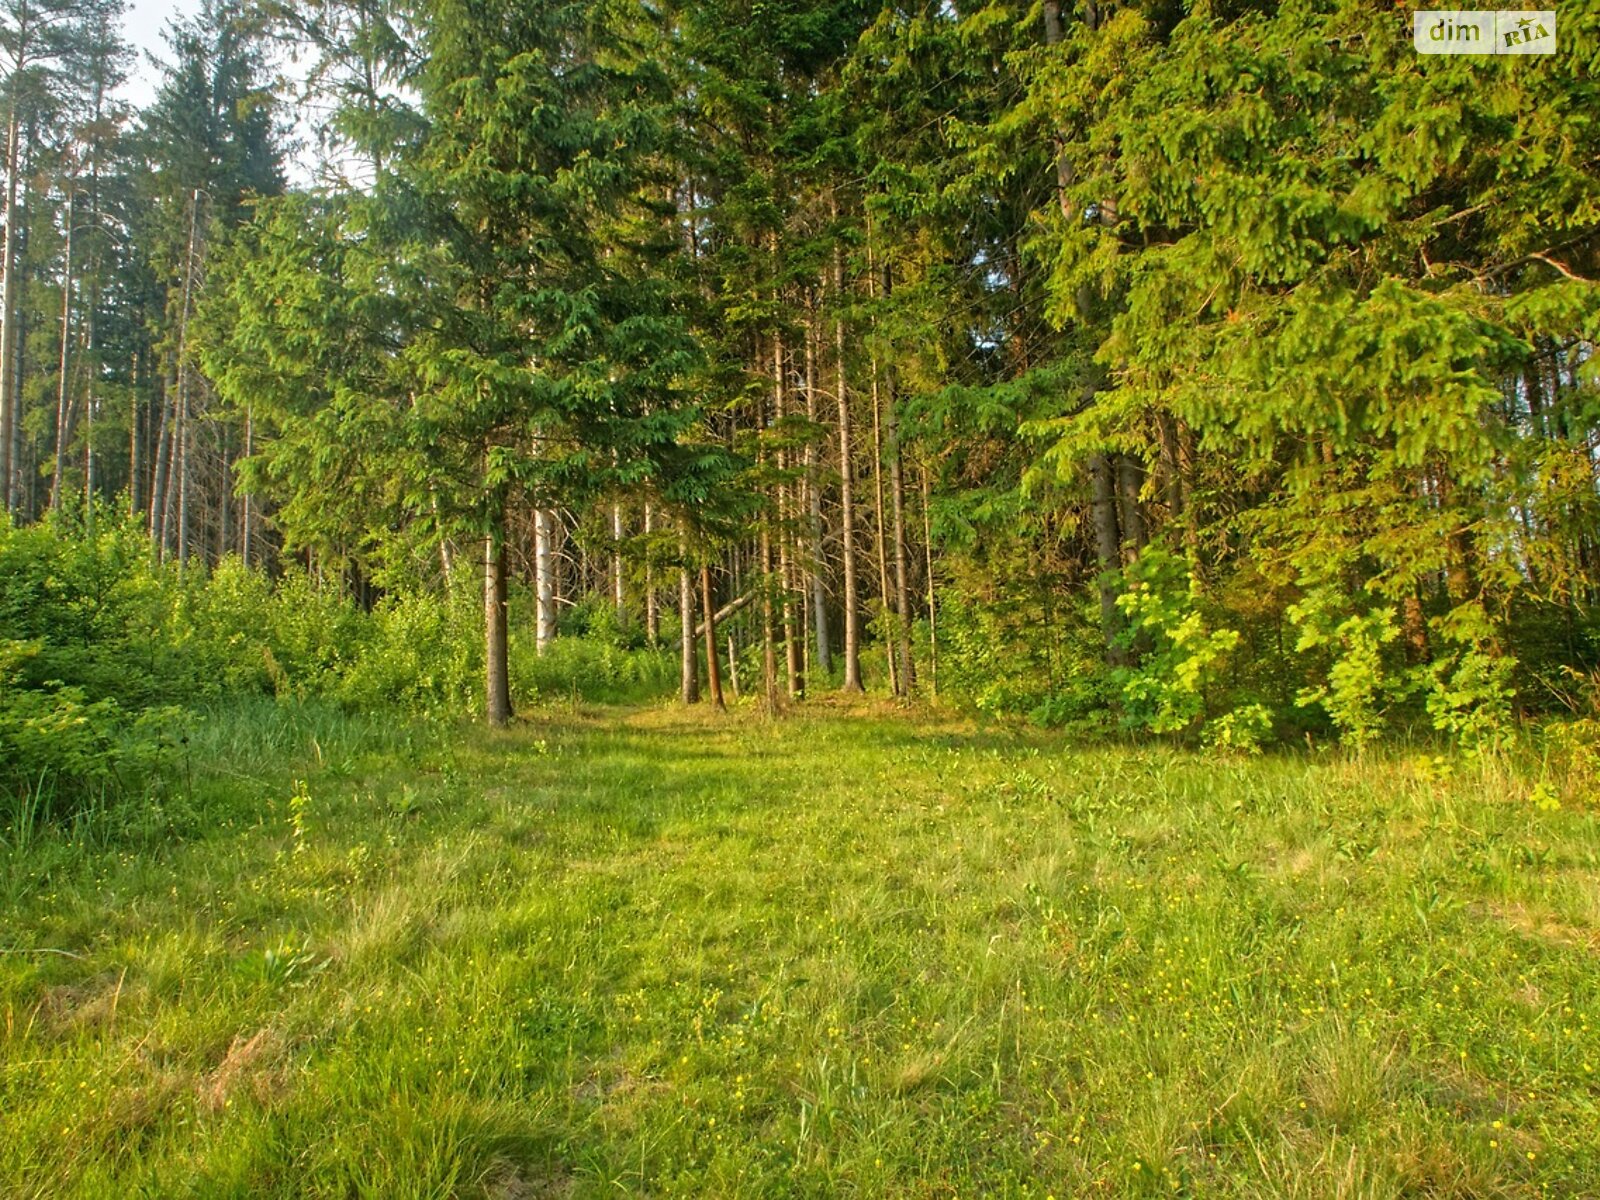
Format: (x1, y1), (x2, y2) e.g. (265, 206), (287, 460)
(1116, 453), (1147, 561)
(82, 299), (95, 522)
(775, 332), (803, 699)
(761, 525), (778, 709)
(611, 501), (626, 621)
(803, 303), (831, 678)
(1088, 450), (1126, 664)
(880, 263), (916, 694)
(535, 508), (557, 653)
(869, 346), (896, 695)
(832, 224), (862, 691)
(885, 371), (915, 694)
(173, 188), (203, 568)
(694, 589), (754, 638)
(485, 517), (512, 726)
(0, 106), (21, 515)
(701, 563), (725, 710)
(129, 350), (142, 519)
(644, 502), (659, 644)
(150, 376), (172, 549)
(240, 407), (253, 565)
(50, 188), (75, 512)
(678, 533), (699, 704)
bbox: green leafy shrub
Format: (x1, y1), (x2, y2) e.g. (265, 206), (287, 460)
(936, 584), (1110, 726)
(1288, 589), (1408, 750)
(1203, 702), (1275, 755)
(337, 589), (482, 716)
(515, 635), (676, 705)
(0, 639), (178, 826)
(1422, 605), (1518, 754)
(1115, 548), (1248, 740)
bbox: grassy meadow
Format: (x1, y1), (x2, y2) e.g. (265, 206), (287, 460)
(3, 699), (1598, 1198)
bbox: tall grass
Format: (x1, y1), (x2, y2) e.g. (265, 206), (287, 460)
(2, 705), (1598, 1196)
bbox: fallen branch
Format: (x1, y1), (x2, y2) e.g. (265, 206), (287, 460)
(695, 590), (754, 640)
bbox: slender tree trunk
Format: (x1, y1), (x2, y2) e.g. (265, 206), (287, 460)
(0, 108), (22, 515)
(485, 515), (512, 726)
(216, 418), (230, 560)
(880, 259), (916, 694)
(761, 526), (778, 709)
(431, 488), (454, 587)
(1157, 412), (1183, 522)
(775, 333), (802, 699)
(1440, 470), (1477, 608)
(129, 350), (142, 520)
(240, 406), (253, 566)
(832, 227), (862, 691)
(804, 302), (830, 678)
(1042, 0), (1074, 212)
(216, 416), (232, 563)
(1044, 0), (1126, 667)
(172, 189), (203, 568)
(726, 632), (740, 700)
(80, 41), (107, 529)
(1402, 591), (1429, 664)
(82, 294), (96, 524)
(150, 375), (172, 549)
(870, 349), (896, 695)
(679, 533), (699, 703)
(611, 501), (626, 621)
(175, 378), (190, 565)
(701, 563), (724, 710)
(535, 508), (557, 654)
(50, 190), (75, 513)
(885, 376), (915, 694)
(1116, 454), (1147, 561)
(644, 502), (659, 645)
(1088, 451), (1125, 664)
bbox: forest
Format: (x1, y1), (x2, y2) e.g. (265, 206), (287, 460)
(2, 0), (1599, 1194)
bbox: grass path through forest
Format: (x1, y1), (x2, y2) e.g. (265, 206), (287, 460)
(3, 701), (1599, 1197)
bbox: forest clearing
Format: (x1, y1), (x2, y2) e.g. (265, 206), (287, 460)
(4, 700), (1599, 1198)
(3, 0), (1600, 1193)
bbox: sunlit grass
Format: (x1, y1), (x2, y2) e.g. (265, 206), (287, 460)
(2, 700), (1598, 1197)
